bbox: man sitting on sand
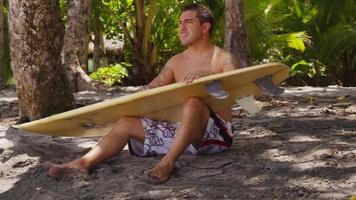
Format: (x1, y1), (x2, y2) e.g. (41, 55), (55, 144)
(48, 3), (240, 184)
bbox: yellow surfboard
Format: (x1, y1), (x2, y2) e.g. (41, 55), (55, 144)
(13, 63), (289, 137)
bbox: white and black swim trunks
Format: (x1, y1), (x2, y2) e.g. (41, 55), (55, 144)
(128, 110), (234, 156)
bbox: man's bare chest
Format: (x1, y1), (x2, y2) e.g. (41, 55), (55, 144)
(173, 60), (213, 82)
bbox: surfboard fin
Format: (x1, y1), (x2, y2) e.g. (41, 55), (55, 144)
(235, 96), (261, 115)
(255, 75), (284, 95)
(205, 80), (230, 100)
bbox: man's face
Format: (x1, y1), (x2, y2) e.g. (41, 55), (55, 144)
(179, 10), (204, 46)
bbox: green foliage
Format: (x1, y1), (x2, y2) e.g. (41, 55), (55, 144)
(3, 0), (354, 86)
(2, 0), (12, 85)
(318, 24), (356, 64)
(95, 0), (354, 85)
(285, 32), (308, 52)
(291, 60), (314, 77)
(244, 0), (356, 86)
(97, 0), (225, 73)
(89, 63), (130, 86)
(59, 0), (67, 22)
(270, 31), (310, 52)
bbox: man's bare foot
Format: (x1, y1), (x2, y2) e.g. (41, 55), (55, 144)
(47, 160), (89, 178)
(144, 160), (175, 184)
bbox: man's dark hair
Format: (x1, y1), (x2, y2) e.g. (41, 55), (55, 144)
(182, 3), (214, 35)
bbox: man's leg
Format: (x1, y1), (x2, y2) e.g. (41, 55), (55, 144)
(146, 97), (210, 183)
(48, 117), (145, 177)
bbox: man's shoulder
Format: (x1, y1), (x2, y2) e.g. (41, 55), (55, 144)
(213, 46), (240, 70)
(166, 51), (185, 68)
(170, 52), (184, 61)
(214, 46), (235, 59)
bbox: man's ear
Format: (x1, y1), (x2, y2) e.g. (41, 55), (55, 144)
(202, 22), (211, 34)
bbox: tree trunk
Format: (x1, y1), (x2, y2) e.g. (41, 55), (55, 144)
(342, 48), (356, 86)
(63, 0), (104, 92)
(93, 0), (107, 71)
(224, 0), (251, 67)
(130, 0), (157, 85)
(0, 0), (4, 89)
(8, 0), (74, 122)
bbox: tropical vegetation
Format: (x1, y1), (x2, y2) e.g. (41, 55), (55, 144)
(1, 0), (355, 86)
(245, 0), (356, 86)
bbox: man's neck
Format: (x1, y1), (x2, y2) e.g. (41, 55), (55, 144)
(186, 39), (214, 57)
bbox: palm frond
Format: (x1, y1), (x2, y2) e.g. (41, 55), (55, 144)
(318, 24), (356, 64)
(270, 31), (311, 52)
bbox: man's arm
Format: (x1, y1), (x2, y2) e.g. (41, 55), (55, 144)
(144, 63), (175, 89)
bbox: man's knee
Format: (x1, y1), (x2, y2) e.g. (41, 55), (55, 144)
(117, 116), (137, 126)
(115, 116), (144, 142)
(183, 97), (209, 113)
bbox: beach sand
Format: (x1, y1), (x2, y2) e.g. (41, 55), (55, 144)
(0, 86), (355, 199)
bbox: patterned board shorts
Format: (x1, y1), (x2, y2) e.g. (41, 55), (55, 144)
(128, 110), (234, 157)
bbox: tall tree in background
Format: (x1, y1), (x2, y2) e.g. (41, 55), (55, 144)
(63, 0), (103, 92)
(8, 0), (74, 121)
(103, 0), (167, 85)
(224, 0), (251, 67)
(0, 0), (4, 89)
(131, 0), (158, 85)
(92, 0), (107, 71)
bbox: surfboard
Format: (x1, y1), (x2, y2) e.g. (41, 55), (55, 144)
(12, 63), (289, 137)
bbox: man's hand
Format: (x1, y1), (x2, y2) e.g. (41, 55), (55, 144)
(182, 71), (215, 83)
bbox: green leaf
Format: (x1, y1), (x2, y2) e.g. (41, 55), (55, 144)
(291, 60), (312, 75)
(89, 63), (129, 86)
(287, 32), (307, 52)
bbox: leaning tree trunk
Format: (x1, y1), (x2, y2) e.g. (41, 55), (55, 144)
(63, 0), (104, 92)
(8, 0), (74, 122)
(224, 0), (251, 67)
(0, 0), (4, 89)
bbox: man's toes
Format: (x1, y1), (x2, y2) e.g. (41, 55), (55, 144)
(144, 170), (165, 184)
(47, 164), (63, 177)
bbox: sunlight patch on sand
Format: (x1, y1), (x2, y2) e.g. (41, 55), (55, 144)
(288, 176), (356, 199)
(0, 178), (19, 193)
(0, 127), (14, 148)
(288, 135), (321, 142)
(0, 138), (14, 148)
(0, 154), (39, 193)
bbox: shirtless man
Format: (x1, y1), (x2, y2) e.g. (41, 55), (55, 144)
(48, 3), (239, 184)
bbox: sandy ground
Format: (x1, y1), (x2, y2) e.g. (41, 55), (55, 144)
(0, 86), (355, 199)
